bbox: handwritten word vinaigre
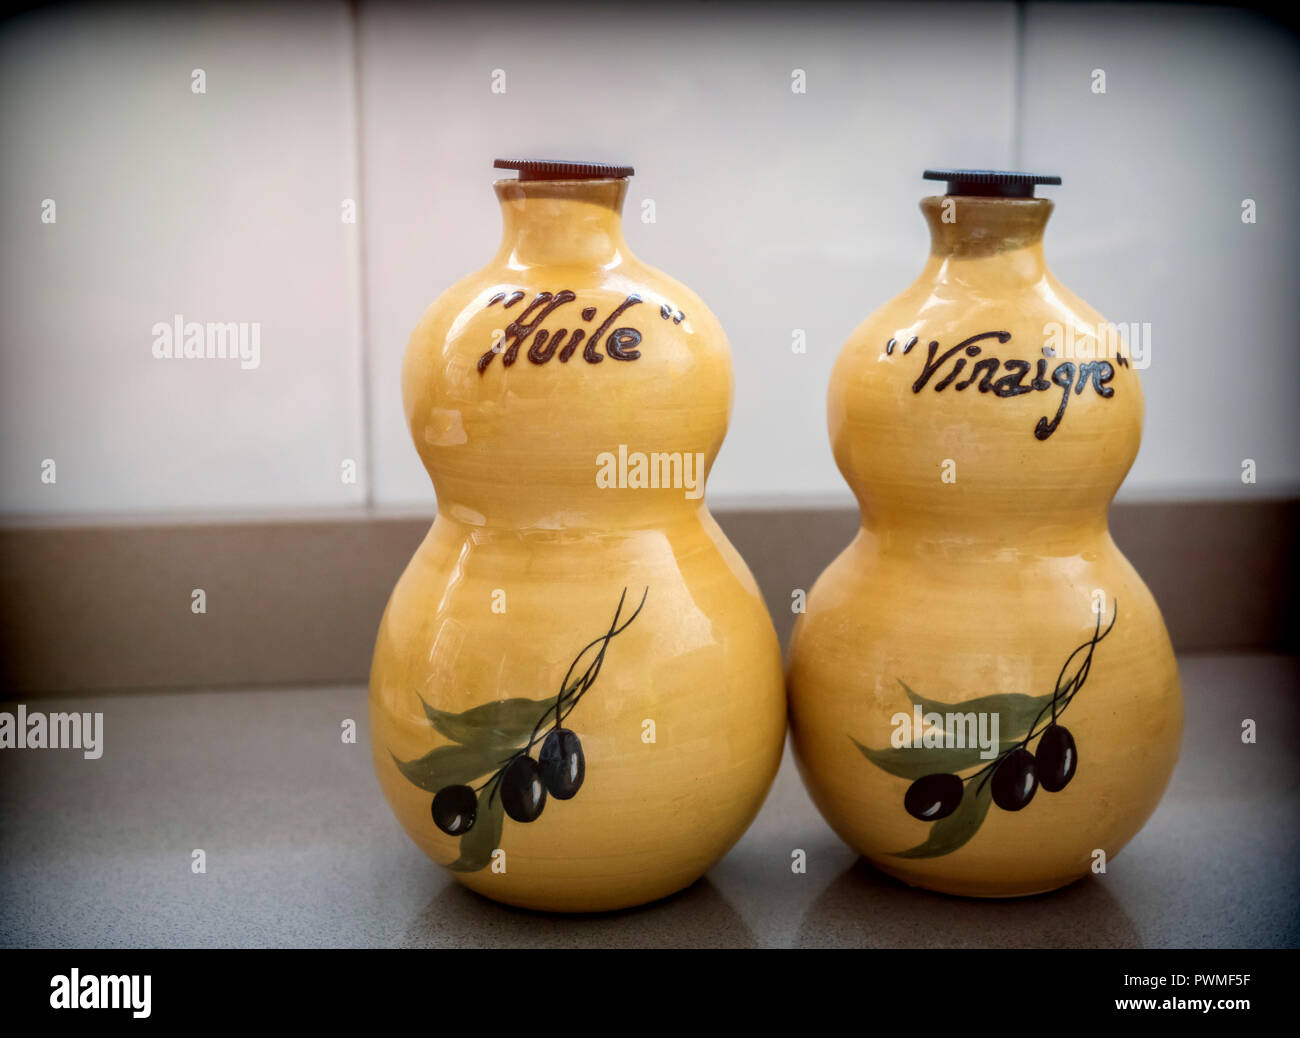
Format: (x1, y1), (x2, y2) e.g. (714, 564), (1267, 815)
(477, 290), (648, 373)
(893, 330), (1124, 440)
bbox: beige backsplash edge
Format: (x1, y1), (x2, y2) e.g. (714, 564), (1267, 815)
(0, 499), (1295, 696)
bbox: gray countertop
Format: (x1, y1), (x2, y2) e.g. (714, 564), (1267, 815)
(1, 653), (1296, 949)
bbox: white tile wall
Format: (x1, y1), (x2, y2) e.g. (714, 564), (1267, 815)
(0, 2), (365, 514)
(1020, 4), (1300, 501)
(0, 2), (1295, 517)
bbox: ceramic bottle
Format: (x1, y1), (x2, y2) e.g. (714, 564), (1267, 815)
(369, 159), (786, 913)
(787, 170), (1182, 898)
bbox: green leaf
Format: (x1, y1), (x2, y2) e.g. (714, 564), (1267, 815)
(420, 694), (557, 748)
(897, 680), (1053, 741)
(851, 737), (1011, 781)
(448, 786), (505, 873)
(390, 743), (512, 794)
(892, 778), (994, 859)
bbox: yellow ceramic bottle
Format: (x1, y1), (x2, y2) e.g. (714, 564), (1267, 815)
(369, 159), (786, 913)
(787, 170), (1182, 898)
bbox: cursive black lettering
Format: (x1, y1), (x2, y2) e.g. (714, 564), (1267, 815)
(583, 294), (643, 363)
(1076, 360), (1115, 397)
(912, 340), (964, 392)
(558, 329), (585, 362)
(894, 330), (1116, 439)
(934, 358), (966, 390)
(992, 358), (1032, 397)
(1034, 361), (1076, 440)
(477, 290), (653, 374)
(478, 290), (579, 372)
(606, 328), (642, 361)
(955, 356), (1001, 392)
(912, 331), (1010, 393)
(528, 329), (561, 364)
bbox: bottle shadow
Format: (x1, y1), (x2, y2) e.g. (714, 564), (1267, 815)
(399, 875), (757, 948)
(794, 858), (1142, 948)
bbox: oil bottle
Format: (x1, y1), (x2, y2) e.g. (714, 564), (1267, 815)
(369, 159), (786, 912)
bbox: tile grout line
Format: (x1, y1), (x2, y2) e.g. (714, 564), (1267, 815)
(347, 0), (376, 510)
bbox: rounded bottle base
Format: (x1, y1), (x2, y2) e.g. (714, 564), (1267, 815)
(868, 858), (1086, 900)
(449, 866), (702, 915)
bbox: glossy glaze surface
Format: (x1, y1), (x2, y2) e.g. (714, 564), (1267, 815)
(787, 195), (1183, 897)
(369, 176), (786, 912)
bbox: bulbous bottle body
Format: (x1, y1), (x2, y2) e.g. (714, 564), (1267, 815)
(787, 193), (1182, 897)
(369, 172), (786, 912)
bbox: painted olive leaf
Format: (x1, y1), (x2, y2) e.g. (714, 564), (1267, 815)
(897, 680), (1053, 741)
(419, 694), (558, 748)
(390, 743), (511, 794)
(892, 777), (994, 859)
(448, 786), (505, 873)
(851, 736), (1014, 781)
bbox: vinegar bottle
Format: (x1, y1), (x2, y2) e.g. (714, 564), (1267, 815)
(787, 170), (1182, 897)
(369, 159), (786, 912)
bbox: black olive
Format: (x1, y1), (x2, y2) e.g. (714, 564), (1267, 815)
(903, 772), (964, 821)
(990, 747), (1038, 811)
(1036, 723), (1078, 792)
(539, 728), (585, 799)
(431, 784), (477, 835)
(499, 755), (547, 822)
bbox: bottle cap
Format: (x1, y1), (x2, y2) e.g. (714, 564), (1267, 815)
(923, 169), (1061, 198)
(493, 159), (634, 181)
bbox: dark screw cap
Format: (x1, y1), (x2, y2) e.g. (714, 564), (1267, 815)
(923, 169), (1061, 198)
(494, 158), (634, 181)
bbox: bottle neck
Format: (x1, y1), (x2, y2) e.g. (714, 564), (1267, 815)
(919, 196), (1053, 287)
(493, 178), (630, 268)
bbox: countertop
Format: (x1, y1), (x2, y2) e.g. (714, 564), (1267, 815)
(1, 654), (1296, 949)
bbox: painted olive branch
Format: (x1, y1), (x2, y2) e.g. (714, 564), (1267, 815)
(472, 586), (649, 804)
(969, 601), (1117, 793)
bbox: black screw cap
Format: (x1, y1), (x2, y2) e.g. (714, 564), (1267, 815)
(494, 158), (634, 181)
(923, 169), (1061, 198)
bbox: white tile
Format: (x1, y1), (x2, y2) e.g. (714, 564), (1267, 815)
(359, 2), (1019, 508)
(0, 3), (365, 515)
(1021, 4), (1300, 499)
